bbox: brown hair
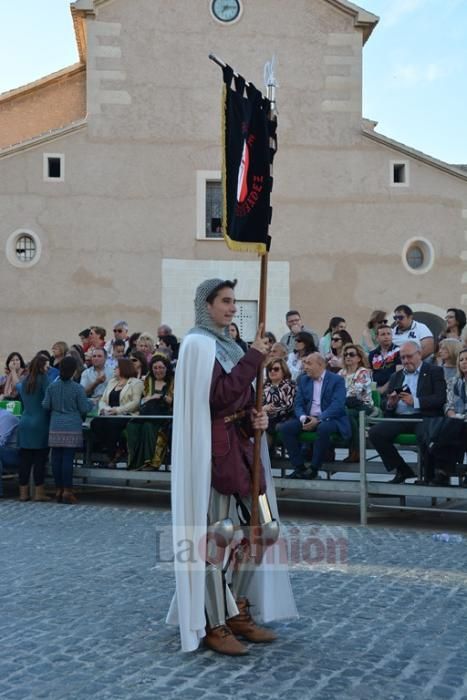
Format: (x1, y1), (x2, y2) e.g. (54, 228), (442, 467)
(343, 343), (369, 369)
(117, 358), (137, 379)
(266, 357), (291, 381)
(367, 310), (387, 330)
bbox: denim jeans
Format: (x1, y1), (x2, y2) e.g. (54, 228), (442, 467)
(51, 447), (76, 489)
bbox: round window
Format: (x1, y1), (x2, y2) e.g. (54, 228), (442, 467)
(6, 229), (42, 268)
(15, 234), (37, 262)
(402, 238), (434, 275)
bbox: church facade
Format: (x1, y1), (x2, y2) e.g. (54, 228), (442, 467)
(1, 0), (466, 355)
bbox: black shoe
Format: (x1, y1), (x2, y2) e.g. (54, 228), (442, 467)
(388, 467), (416, 484)
(430, 471), (450, 486)
(302, 468), (319, 480)
(288, 466), (307, 479)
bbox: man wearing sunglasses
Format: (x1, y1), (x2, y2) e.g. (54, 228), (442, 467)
(392, 305), (434, 359)
(368, 341), (446, 484)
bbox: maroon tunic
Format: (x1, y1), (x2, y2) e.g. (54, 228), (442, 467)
(210, 347), (266, 497)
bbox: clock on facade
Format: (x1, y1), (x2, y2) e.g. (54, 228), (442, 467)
(211, 0), (241, 23)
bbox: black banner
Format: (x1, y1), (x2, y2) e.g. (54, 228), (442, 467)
(221, 66), (276, 254)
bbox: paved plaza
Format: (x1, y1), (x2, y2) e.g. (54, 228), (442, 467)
(1, 498), (467, 700)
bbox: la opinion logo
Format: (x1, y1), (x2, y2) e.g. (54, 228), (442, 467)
(235, 122), (264, 218)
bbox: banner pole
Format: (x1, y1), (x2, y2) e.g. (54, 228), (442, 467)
(250, 69), (277, 529)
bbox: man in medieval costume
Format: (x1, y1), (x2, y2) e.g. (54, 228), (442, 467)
(166, 278), (297, 655)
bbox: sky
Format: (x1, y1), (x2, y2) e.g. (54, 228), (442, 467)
(0, 0), (465, 164)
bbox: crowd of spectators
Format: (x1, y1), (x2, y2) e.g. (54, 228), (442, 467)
(1, 305), (467, 502)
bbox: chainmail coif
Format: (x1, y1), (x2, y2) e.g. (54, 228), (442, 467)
(189, 277), (244, 369)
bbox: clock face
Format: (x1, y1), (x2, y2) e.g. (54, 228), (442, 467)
(211, 0), (241, 23)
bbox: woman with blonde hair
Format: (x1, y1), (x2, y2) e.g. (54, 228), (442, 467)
(136, 332), (156, 364)
(51, 341), (69, 369)
(438, 338), (462, 383)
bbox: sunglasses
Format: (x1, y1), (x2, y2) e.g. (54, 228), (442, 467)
(114, 329), (125, 333)
(130, 358), (138, 363)
(377, 320), (388, 325)
(331, 337), (341, 342)
(344, 351), (358, 358)
(393, 315), (405, 321)
(269, 366), (282, 372)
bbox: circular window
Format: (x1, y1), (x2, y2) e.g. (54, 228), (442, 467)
(6, 229), (42, 268)
(15, 234), (37, 262)
(402, 238), (434, 275)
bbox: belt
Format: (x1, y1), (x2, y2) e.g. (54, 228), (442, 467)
(223, 410), (247, 424)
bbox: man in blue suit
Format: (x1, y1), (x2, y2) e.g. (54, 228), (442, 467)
(279, 353), (351, 479)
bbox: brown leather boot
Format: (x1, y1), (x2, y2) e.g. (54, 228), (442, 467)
(33, 485), (51, 502)
(227, 598), (277, 643)
(204, 625), (248, 656)
(19, 485), (30, 502)
(62, 489), (78, 505)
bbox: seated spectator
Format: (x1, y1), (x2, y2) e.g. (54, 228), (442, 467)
(127, 332), (141, 355)
(368, 341), (446, 484)
(80, 348), (114, 405)
(392, 305), (434, 359)
(361, 310), (387, 353)
(264, 332), (277, 355)
(127, 355), (174, 470)
(269, 342), (288, 361)
(439, 308), (466, 342)
(263, 358), (296, 450)
(16, 354), (51, 502)
(339, 344), (374, 462)
(446, 349), (467, 418)
(157, 324), (173, 341)
(319, 317), (346, 357)
(85, 326), (106, 364)
(129, 350), (148, 379)
(91, 358), (144, 466)
(79, 328), (91, 353)
(136, 332), (156, 364)
(107, 338), (127, 369)
(158, 334), (180, 365)
(69, 345), (85, 382)
(43, 356), (93, 504)
(105, 321), (130, 355)
(368, 325), (400, 394)
(38, 350), (59, 382)
(325, 329), (353, 373)
(51, 341), (69, 369)
(89, 326), (106, 349)
(0, 409), (21, 498)
(287, 331), (317, 380)
(279, 352), (350, 479)
(280, 310), (319, 353)
(228, 323), (248, 353)
(0, 352), (27, 400)
(416, 348), (467, 485)
(437, 338), (462, 383)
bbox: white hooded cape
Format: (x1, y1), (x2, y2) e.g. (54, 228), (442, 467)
(166, 333), (298, 652)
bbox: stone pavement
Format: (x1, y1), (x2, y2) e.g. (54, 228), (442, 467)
(1, 499), (467, 700)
